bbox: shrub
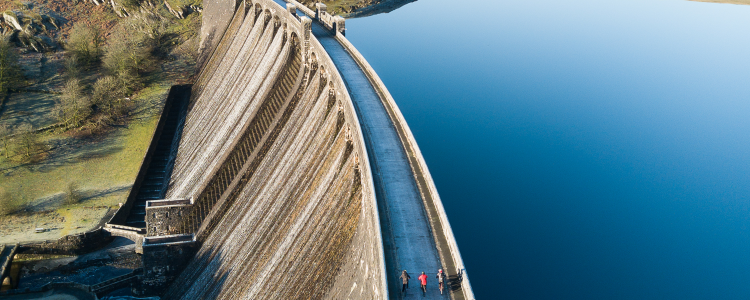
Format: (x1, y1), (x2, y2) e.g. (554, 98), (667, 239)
(118, 0), (144, 10)
(0, 188), (23, 217)
(64, 182), (83, 205)
(66, 23), (103, 67)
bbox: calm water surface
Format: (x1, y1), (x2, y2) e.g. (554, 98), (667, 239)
(344, 0), (750, 298)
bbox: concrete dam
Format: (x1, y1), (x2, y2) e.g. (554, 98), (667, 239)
(100, 0), (475, 299)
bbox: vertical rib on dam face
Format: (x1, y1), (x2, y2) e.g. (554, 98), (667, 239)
(158, 0), (386, 299)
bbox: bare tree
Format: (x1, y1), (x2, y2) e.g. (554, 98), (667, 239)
(102, 11), (167, 89)
(54, 79), (92, 128)
(66, 23), (103, 67)
(92, 75), (128, 121)
(14, 123), (45, 161)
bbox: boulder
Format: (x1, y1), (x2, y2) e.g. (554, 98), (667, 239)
(2, 12), (23, 31)
(164, 0), (185, 19)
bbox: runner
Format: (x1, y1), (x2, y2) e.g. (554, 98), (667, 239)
(418, 271), (428, 294)
(400, 270), (411, 293)
(436, 269), (446, 294)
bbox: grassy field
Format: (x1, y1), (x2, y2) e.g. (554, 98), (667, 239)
(0, 52), (192, 244)
(0, 84), (168, 244)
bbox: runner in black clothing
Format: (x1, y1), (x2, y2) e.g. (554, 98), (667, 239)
(400, 270), (411, 293)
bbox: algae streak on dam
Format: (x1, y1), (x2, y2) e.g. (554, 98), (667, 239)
(152, 1), (386, 298)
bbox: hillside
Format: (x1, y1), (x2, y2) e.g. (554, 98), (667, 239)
(0, 0), (199, 244)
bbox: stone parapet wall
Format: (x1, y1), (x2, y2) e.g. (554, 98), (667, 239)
(314, 3), (346, 35)
(145, 199), (194, 236)
(332, 29), (476, 299)
(285, 0), (316, 17)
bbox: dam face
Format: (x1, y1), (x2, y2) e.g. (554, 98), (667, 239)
(150, 1), (386, 298)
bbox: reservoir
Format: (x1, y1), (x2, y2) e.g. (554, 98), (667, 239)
(344, 0), (750, 298)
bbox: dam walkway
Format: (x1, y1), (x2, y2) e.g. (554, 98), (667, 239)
(311, 22), (455, 300)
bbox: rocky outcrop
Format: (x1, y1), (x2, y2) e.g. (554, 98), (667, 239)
(2, 12), (23, 31)
(164, 1), (202, 19)
(87, 0), (201, 19)
(0, 11), (58, 52)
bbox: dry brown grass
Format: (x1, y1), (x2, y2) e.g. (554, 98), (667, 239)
(0, 0), (120, 41)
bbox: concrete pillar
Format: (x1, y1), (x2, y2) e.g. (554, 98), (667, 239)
(286, 3), (297, 17)
(315, 3), (327, 21)
(334, 16), (346, 36)
(301, 16), (312, 64)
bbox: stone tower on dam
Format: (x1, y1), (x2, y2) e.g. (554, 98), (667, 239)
(101, 0), (475, 299)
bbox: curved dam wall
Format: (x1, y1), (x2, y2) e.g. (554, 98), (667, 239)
(157, 0), (386, 299)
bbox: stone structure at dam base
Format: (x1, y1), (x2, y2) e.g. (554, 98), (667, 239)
(1, 0), (474, 299)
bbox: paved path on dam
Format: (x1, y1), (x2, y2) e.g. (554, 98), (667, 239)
(312, 23), (450, 299)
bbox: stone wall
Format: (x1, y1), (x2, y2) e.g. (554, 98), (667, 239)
(0, 244), (18, 287)
(140, 235), (197, 296)
(17, 228), (112, 255)
(145, 199), (194, 236)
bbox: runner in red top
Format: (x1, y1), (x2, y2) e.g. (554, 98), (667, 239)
(418, 272), (428, 294)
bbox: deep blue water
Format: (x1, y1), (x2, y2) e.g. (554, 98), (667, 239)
(344, 0), (750, 298)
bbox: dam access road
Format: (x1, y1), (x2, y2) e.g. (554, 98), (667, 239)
(311, 16), (453, 300)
